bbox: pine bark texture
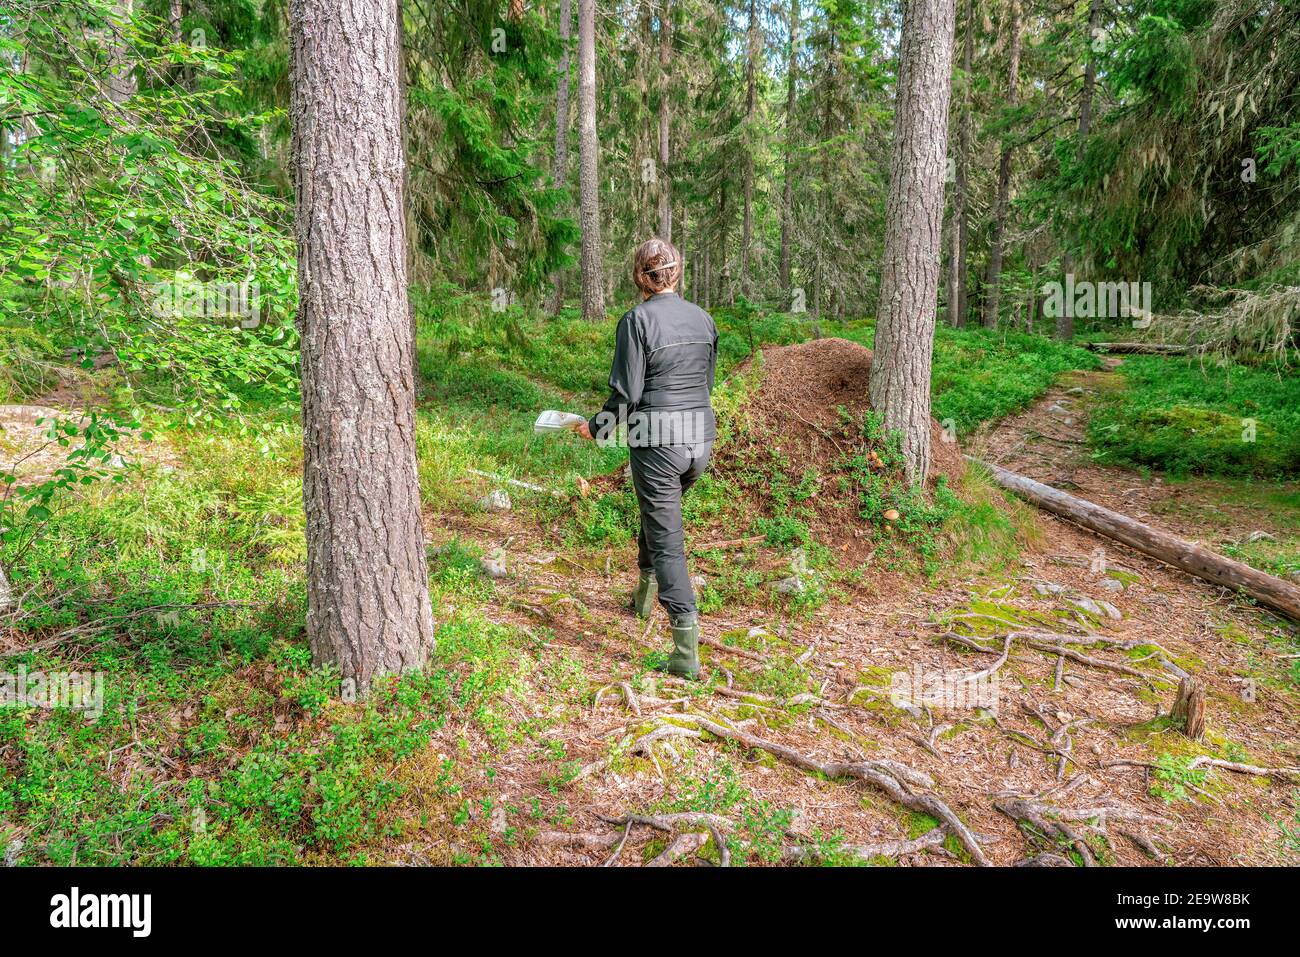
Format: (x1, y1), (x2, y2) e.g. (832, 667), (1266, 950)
(290, 0), (435, 695)
(578, 0), (605, 321)
(870, 0), (957, 485)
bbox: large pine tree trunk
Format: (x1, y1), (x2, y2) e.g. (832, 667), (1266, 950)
(290, 0), (435, 696)
(577, 0), (605, 321)
(547, 0), (573, 315)
(869, 0), (957, 485)
(779, 0), (800, 299)
(982, 0), (1020, 329)
(657, 2), (672, 241)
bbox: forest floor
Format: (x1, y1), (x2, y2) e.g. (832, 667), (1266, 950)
(2, 319), (1298, 867)
(410, 357), (1300, 867)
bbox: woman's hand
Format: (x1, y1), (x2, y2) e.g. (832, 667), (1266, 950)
(575, 421), (593, 441)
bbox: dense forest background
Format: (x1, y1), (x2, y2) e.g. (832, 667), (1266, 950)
(3, 0), (1298, 414)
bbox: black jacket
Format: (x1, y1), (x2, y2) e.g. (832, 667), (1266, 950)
(588, 291), (719, 448)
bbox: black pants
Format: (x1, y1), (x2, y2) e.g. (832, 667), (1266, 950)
(630, 442), (712, 619)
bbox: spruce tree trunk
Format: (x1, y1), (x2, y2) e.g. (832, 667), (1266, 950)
(1057, 0), (1102, 341)
(290, 0), (435, 696)
(547, 0), (573, 315)
(717, 181), (729, 305)
(657, 2), (672, 241)
(815, 30), (836, 318)
(982, 0), (1020, 329)
(577, 0), (605, 321)
(741, 0), (759, 295)
(869, 0), (957, 485)
(779, 0), (800, 300)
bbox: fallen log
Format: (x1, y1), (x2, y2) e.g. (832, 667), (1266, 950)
(972, 458), (1300, 623)
(465, 467), (569, 499)
(1083, 342), (1199, 355)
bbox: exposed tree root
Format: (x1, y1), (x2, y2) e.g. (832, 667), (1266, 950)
(1104, 756), (1300, 785)
(1187, 756), (1300, 784)
(1015, 852), (1074, 866)
(995, 794), (1167, 866)
(595, 811), (736, 867)
(534, 829), (621, 851)
(599, 811), (736, 832)
(700, 635), (766, 662)
(573, 722), (703, 781)
(936, 629), (1152, 682)
(647, 831), (709, 866)
(995, 797), (1098, 866)
(593, 681), (641, 716)
(1120, 829), (1163, 859)
(601, 819), (634, 866)
(668, 713), (991, 866)
(783, 827), (948, 863)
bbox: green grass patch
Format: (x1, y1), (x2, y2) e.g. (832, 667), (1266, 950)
(1088, 355), (1300, 477)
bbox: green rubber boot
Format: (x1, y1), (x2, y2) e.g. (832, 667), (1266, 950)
(629, 570), (657, 618)
(660, 613), (700, 679)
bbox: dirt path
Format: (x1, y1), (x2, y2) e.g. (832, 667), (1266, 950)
(420, 370), (1300, 867)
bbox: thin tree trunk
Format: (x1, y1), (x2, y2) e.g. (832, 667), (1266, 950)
(1057, 0), (1102, 341)
(946, 210), (959, 326)
(106, 0), (136, 105)
(547, 0), (573, 315)
(399, 4), (417, 378)
(740, 0), (758, 295)
(779, 0), (800, 300)
(815, 30), (835, 318)
(637, 0), (654, 240)
(948, 0), (973, 327)
(290, 0), (435, 696)
(982, 0), (1020, 329)
(717, 181), (730, 305)
(657, 1), (672, 240)
(577, 0), (605, 321)
(869, 0), (957, 484)
(678, 199), (687, 288)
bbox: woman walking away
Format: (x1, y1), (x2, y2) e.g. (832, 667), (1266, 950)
(576, 238), (718, 678)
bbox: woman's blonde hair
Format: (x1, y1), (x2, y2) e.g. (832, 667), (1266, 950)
(631, 238), (682, 295)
